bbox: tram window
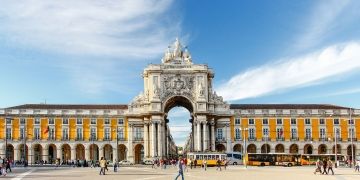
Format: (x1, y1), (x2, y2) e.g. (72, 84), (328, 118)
(199, 155), (203, 160)
(212, 155), (215, 159)
(216, 155), (219, 159)
(190, 155), (194, 159)
(221, 155), (225, 159)
(196, 155), (199, 160)
(234, 154), (242, 159)
(227, 154), (232, 158)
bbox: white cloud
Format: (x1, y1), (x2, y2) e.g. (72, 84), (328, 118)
(326, 87), (360, 97)
(0, 0), (179, 58)
(217, 42), (360, 101)
(294, 0), (351, 50)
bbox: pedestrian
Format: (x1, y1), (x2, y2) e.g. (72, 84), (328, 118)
(314, 159), (322, 174)
(114, 159), (118, 172)
(174, 158), (184, 180)
(216, 159), (222, 171)
(203, 159), (207, 171)
(5, 159), (11, 173)
(327, 159), (334, 175)
(355, 160), (360, 172)
(99, 157), (106, 175)
(322, 159), (328, 175)
(152, 159), (155, 169)
(194, 159), (197, 168)
(224, 159), (228, 170)
(190, 159), (193, 169)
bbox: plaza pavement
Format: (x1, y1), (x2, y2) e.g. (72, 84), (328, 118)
(3, 165), (360, 180)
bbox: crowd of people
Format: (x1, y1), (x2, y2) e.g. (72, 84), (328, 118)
(0, 157), (12, 176)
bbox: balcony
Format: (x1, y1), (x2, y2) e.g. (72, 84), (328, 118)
(305, 137), (313, 141)
(276, 137), (285, 141)
(319, 137), (328, 141)
(216, 138), (226, 143)
(117, 137), (126, 141)
(333, 137), (342, 142)
(234, 137), (242, 141)
(134, 137), (144, 141)
(348, 138), (357, 141)
(262, 137), (270, 141)
(103, 137), (111, 141)
(290, 137), (299, 141)
(248, 137), (256, 141)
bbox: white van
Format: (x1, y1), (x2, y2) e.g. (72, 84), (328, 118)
(226, 152), (243, 165)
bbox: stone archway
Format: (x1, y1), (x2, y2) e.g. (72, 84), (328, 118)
(261, 144), (271, 153)
(90, 144), (99, 161)
(103, 144), (113, 161)
(33, 144), (43, 163)
(304, 144), (313, 154)
(332, 144), (341, 154)
(48, 144), (57, 163)
(62, 144), (71, 162)
(134, 144), (144, 164)
(233, 144), (243, 153)
(247, 144), (256, 153)
(275, 144), (285, 153)
(6, 144), (14, 160)
(289, 144), (298, 154)
(76, 144), (85, 160)
(216, 144), (226, 152)
(118, 144), (127, 161)
(318, 144), (327, 154)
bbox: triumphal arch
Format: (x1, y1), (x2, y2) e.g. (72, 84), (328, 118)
(126, 38), (231, 160)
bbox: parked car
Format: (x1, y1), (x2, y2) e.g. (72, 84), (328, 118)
(143, 160), (153, 165)
(119, 160), (133, 165)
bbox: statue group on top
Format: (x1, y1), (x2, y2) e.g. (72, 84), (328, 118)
(162, 38), (192, 64)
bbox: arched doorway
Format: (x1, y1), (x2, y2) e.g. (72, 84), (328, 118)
(318, 144), (327, 154)
(347, 145), (356, 160)
(90, 144), (99, 161)
(289, 144), (298, 154)
(48, 144), (57, 163)
(62, 144), (71, 161)
(261, 144), (270, 153)
(6, 144), (14, 160)
(19, 144), (28, 161)
(134, 144), (144, 164)
(216, 144), (226, 152)
(275, 144), (284, 153)
(118, 144), (127, 161)
(76, 144), (85, 160)
(33, 144), (43, 163)
(332, 144), (341, 154)
(304, 144), (313, 154)
(233, 144), (243, 153)
(247, 144), (256, 153)
(103, 144), (113, 161)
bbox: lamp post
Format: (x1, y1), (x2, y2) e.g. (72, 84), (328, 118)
(334, 126), (338, 168)
(113, 127), (119, 162)
(241, 127), (248, 169)
(350, 108), (355, 168)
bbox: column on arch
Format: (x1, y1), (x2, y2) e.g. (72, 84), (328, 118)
(210, 121), (215, 151)
(127, 123), (133, 162)
(193, 121), (197, 151)
(157, 122), (163, 157)
(196, 121), (201, 151)
(203, 122), (209, 151)
(43, 146), (49, 162)
(225, 122), (231, 153)
(71, 147), (76, 161)
(150, 121), (156, 157)
(143, 122), (149, 158)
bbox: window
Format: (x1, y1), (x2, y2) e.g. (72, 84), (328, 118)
(62, 128), (69, 140)
(348, 119), (354, 125)
(90, 127), (97, 140)
(291, 128), (297, 139)
(319, 118), (325, 125)
(319, 128), (326, 139)
(348, 128), (355, 138)
(262, 118), (268, 125)
(333, 119), (339, 125)
(91, 118), (96, 125)
(34, 128), (41, 140)
(305, 128), (312, 139)
(6, 118), (12, 124)
(104, 128), (111, 140)
(217, 128), (223, 140)
(262, 128), (269, 137)
(276, 128), (283, 138)
(6, 128), (12, 139)
(248, 128), (255, 140)
(118, 118), (124, 125)
(76, 118), (82, 125)
(48, 118), (55, 125)
(305, 118), (311, 125)
(104, 118), (110, 125)
(118, 128), (124, 139)
(276, 118), (283, 125)
(235, 118), (240, 125)
(62, 118), (69, 125)
(20, 118), (26, 125)
(49, 128), (55, 140)
(291, 118), (297, 125)
(20, 127), (25, 140)
(135, 128), (142, 139)
(334, 128), (341, 139)
(76, 128), (83, 140)
(235, 128), (241, 139)
(248, 119), (254, 125)
(34, 118), (40, 125)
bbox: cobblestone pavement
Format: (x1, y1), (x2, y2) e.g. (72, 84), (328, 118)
(3, 166), (360, 180)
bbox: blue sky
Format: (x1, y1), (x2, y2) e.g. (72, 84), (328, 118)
(1, 0), (360, 146)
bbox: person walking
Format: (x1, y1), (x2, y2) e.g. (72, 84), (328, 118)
(203, 159), (207, 171)
(327, 159), (334, 175)
(190, 159), (193, 169)
(174, 158), (184, 180)
(322, 159), (328, 175)
(355, 160), (360, 172)
(99, 157), (106, 175)
(216, 159), (222, 171)
(314, 159), (322, 174)
(114, 159), (118, 172)
(5, 159), (11, 173)
(224, 159), (228, 170)
(194, 159), (197, 169)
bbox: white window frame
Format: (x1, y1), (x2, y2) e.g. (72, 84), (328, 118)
(34, 127), (41, 140)
(248, 119), (255, 125)
(90, 118), (97, 125)
(62, 118), (69, 125)
(305, 128), (312, 139)
(48, 118), (55, 125)
(319, 118), (325, 125)
(334, 127), (341, 139)
(216, 128), (223, 140)
(20, 118), (26, 125)
(34, 118), (41, 125)
(104, 127), (111, 140)
(248, 128), (255, 139)
(76, 127), (83, 140)
(76, 118), (83, 125)
(348, 127), (355, 138)
(118, 128), (124, 139)
(291, 128), (297, 139)
(62, 128), (69, 140)
(118, 118), (124, 125)
(262, 127), (269, 137)
(6, 127), (12, 139)
(276, 127), (283, 138)
(319, 128), (326, 139)
(262, 118), (268, 125)
(290, 118), (297, 125)
(104, 118), (110, 125)
(235, 128), (241, 139)
(235, 118), (241, 125)
(305, 118), (311, 125)
(48, 127), (55, 140)
(276, 118), (283, 125)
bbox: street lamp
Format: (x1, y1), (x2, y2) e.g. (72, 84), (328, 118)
(349, 108), (355, 168)
(113, 126), (119, 163)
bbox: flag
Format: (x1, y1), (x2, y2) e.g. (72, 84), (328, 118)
(44, 126), (49, 134)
